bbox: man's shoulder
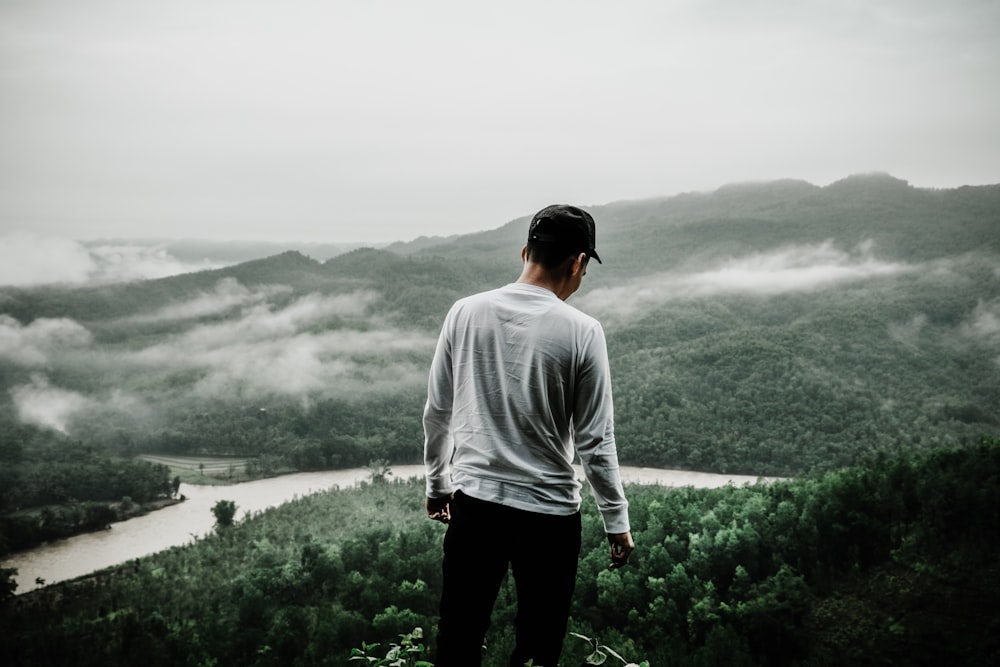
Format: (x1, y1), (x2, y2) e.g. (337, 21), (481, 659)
(452, 286), (505, 309)
(550, 294), (602, 327)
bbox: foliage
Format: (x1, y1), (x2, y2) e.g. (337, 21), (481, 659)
(570, 632), (649, 667)
(1, 176), (997, 486)
(0, 436), (172, 555)
(349, 628), (433, 667)
(1, 176), (999, 662)
(0, 567), (16, 600)
(211, 499), (238, 529)
(2, 441), (998, 666)
(367, 459), (393, 485)
(347, 629), (650, 667)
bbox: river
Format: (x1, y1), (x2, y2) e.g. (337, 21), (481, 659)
(3, 465), (775, 595)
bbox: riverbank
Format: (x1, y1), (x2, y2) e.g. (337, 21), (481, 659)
(4, 459), (378, 561)
(0, 495), (186, 562)
(4, 461), (778, 563)
(3, 464), (780, 595)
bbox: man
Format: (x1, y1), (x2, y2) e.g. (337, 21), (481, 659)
(423, 204), (634, 667)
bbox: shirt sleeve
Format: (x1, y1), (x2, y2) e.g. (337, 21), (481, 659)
(572, 322), (631, 534)
(423, 308), (455, 499)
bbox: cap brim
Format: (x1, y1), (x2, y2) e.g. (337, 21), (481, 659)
(588, 249), (602, 264)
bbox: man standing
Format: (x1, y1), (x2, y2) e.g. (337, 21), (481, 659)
(423, 204), (634, 667)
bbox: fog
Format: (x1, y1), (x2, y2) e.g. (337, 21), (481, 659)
(0, 315), (93, 366)
(125, 278), (291, 323)
(578, 241), (915, 320)
(4, 280), (436, 434)
(4, 252), (995, 435)
(0, 233), (227, 286)
(126, 288), (431, 401)
(3, 1), (998, 247)
(10, 374), (93, 434)
(959, 299), (1000, 367)
(964, 299), (1000, 340)
(887, 314), (929, 351)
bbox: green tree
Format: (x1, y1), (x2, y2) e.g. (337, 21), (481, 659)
(0, 567), (16, 600)
(212, 499), (238, 529)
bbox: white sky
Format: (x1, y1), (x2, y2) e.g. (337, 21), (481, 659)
(1, 0), (998, 244)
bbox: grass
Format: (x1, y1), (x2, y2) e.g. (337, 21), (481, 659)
(139, 454), (259, 485)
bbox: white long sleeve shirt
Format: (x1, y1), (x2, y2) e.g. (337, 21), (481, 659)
(423, 283), (630, 534)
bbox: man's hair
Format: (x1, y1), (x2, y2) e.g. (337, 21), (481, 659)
(525, 241), (583, 270)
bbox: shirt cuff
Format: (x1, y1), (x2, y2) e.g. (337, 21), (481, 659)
(600, 507), (631, 535)
(425, 475), (453, 499)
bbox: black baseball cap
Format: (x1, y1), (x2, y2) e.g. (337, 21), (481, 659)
(527, 204), (602, 264)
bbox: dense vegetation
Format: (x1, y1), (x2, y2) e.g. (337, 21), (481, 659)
(2, 440), (997, 666)
(609, 257), (1000, 472)
(1, 176), (997, 480)
(1, 174), (997, 555)
(0, 428), (174, 555)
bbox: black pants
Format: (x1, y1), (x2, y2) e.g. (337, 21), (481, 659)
(435, 491), (582, 667)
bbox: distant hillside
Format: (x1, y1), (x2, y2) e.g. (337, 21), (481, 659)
(393, 173), (1000, 279)
(82, 238), (378, 264)
(0, 173), (997, 477)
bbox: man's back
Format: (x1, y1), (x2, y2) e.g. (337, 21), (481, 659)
(424, 282), (628, 529)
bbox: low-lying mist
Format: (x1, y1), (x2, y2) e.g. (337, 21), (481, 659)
(579, 240), (921, 321)
(3, 279), (436, 434)
(2, 241), (996, 451)
(0, 233), (228, 286)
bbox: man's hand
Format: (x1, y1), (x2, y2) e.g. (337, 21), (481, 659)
(426, 495), (453, 523)
(607, 531), (635, 569)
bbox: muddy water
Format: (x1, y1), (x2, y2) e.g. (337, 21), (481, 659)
(3, 465), (775, 594)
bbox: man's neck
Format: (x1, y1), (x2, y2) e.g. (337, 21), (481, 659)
(517, 264), (572, 301)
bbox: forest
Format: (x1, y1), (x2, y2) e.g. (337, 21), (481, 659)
(0, 174), (998, 662)
(1, 439), (997, 666)
(0, 431), (175, 555)
(0, 173), (998, 552)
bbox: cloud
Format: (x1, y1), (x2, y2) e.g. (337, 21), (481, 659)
(0, 233), (97, 286)
(125, 277), (292, 323)
(10, 374), (94, 434)
(960, 298), (1000, 342)
(125, 290), (433, 400)
(887, 314), (929, 350)
(2, 286), (431, 424)
(0, 233), (227, 287)
(1, 283), (432, 434)
(0, 314), (93, 366)
(185, 329), (431, 400)
(86, 242), (227, 282)
(578, 241), (916, 320)
(131, 289), (380, 351)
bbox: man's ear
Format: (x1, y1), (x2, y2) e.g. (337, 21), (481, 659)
(566, 255), (578, 277)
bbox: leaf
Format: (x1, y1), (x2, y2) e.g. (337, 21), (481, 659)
(603, 646), (627, 662)
(585, 648), (608, 665)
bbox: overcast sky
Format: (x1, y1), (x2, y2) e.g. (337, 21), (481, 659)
(1, 0), (998, 245)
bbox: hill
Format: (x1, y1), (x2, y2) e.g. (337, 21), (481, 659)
(0, 173), (997, 490)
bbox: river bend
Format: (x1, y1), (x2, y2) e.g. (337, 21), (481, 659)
(3, 465), (773, 594)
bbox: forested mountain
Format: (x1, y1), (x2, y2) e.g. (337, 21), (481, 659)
(1, 173), (997, 493)
(2, 173), (999, 661)
(81, 238), (378, 266)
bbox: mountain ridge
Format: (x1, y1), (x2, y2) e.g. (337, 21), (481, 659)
(1, 172), (996, 476)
